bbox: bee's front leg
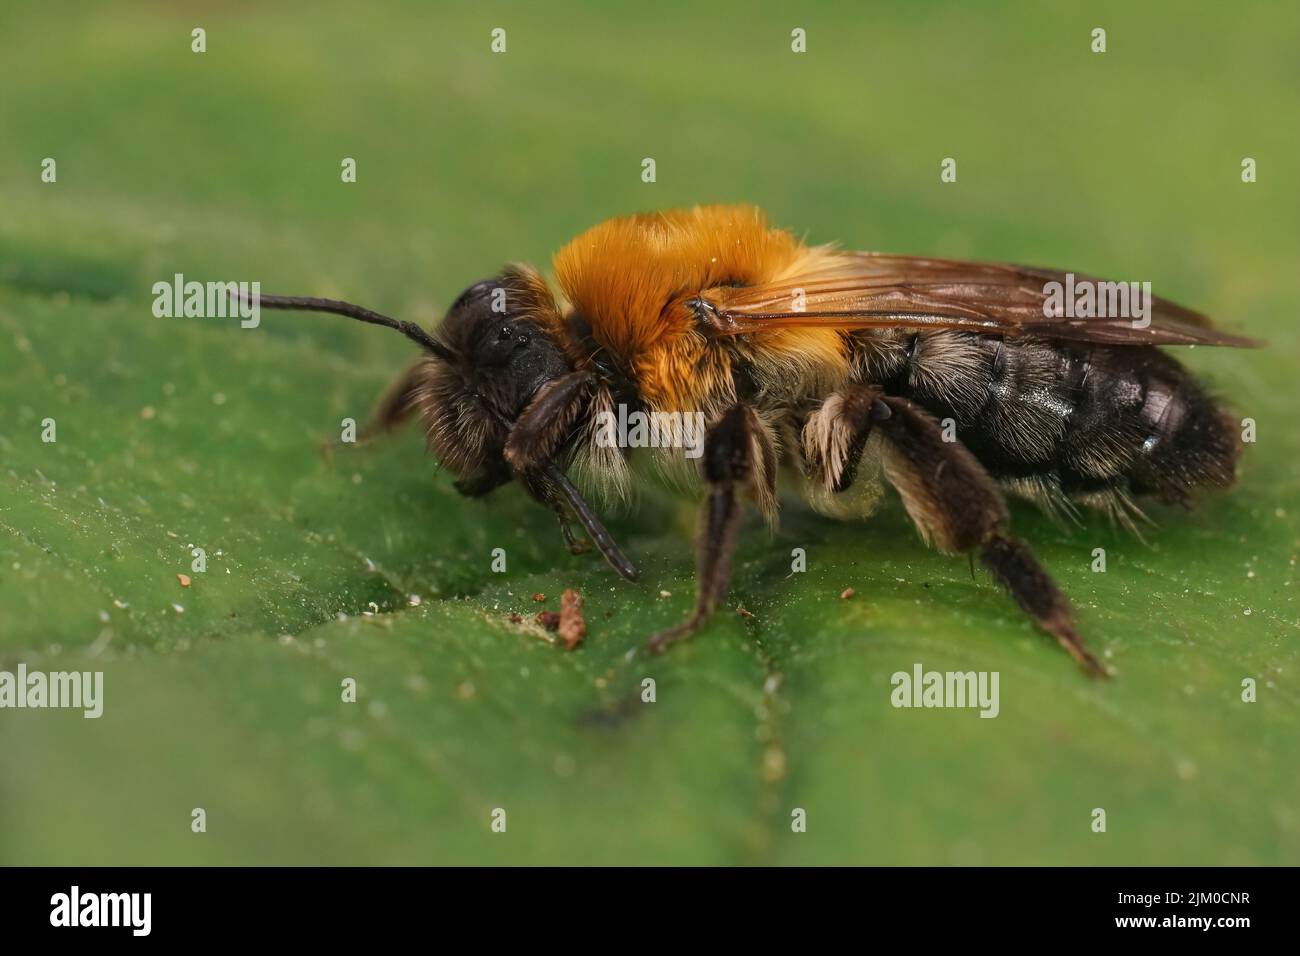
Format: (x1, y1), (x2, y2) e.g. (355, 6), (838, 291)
(503, 371), (595, 470)
(554, 512), (592, 555)
(647, 404), (774, 654)
(505, 371), (639, 580)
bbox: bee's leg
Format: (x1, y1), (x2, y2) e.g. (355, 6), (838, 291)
(505, 371), (638, 578)
(647, 404), (773, 654)
(801, 385), (882, 492)
(518, 466), (637, 578)
(556, 512), (592, 555)
(504, 371), (595, 471)
(869, 391), (1105, 677)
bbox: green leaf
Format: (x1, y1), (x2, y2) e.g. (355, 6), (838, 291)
(1, 2), (1296, 865)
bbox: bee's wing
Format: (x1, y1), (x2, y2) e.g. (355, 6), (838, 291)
(699, 253), (1259, 347)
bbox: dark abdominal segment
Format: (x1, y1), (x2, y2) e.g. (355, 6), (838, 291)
(855, 330), (1240, 515)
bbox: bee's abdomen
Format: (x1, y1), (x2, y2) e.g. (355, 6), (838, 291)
(857, 331), (1239, 508)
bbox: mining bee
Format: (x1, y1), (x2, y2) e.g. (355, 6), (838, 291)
(254, 205), (1255, 675)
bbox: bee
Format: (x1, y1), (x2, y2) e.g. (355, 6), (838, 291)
(255, 205), (1255, 675)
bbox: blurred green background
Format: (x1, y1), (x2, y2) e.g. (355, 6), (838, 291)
(1, 1), (1296, 865)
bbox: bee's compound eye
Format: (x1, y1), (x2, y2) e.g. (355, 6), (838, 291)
(497, 326), (513, 341)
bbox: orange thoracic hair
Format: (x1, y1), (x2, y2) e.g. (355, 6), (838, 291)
(551, 205), (851, 413)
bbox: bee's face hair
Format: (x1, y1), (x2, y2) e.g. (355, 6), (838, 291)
(421, 266), (569, 482)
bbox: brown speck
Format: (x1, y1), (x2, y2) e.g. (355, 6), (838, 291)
(455, 680), (476, 700)
(531, 592), (546, 603)
(737, 606), (754, 619)
(760, 745), (787, 783)
(140, 406), (156, 420)
(507, 612), (523, 624)
(559, 588), (585, 651)
(840, 587), (855, 600)
(177, 573), (191, 587)
(536, 610), (561, 631)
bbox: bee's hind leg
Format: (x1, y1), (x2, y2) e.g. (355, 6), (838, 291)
(647, 404), (773, 654)
(865, 390), (1105, 677)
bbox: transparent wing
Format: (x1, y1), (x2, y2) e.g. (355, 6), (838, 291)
(695, 253), (1258, 347)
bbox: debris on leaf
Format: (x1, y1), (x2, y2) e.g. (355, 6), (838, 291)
(558, 588), (585, 651)
(177, 573), (191, 587)
(736, 605), (754, 619)
(536, 610), (561, 631)
(532, 592), (547, 603)
(840, 587), (855, 600)
(508, 612), (523, 624)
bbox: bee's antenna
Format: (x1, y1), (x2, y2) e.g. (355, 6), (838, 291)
(233, 292), (456, 362)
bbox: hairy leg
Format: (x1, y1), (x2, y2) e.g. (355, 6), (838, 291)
(503, 371), (595, 471)
(819, 385), (1104, 676)
(504, 371), (638, 580)
(647, 404), (775, 654)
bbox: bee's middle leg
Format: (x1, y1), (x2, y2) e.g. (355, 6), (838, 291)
(647, 404), (774, 654)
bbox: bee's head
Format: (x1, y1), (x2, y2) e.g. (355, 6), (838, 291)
(420, 266), (570, 488)
(250, 270), (637, 581)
